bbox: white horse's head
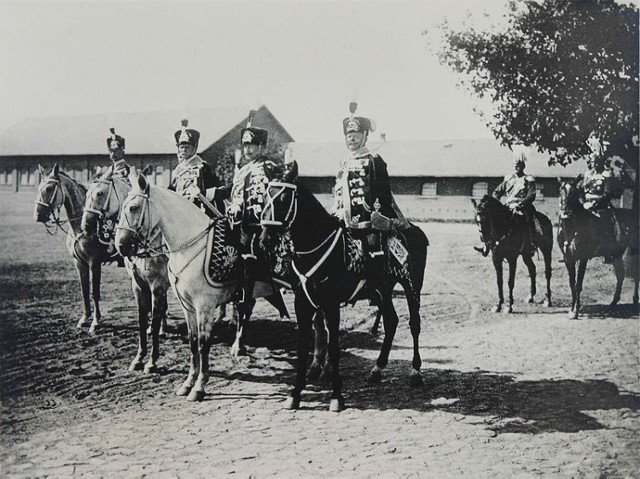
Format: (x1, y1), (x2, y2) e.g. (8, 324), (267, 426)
(82, 165), (130, 234)
(34, 163), (64, 223)
(115, 167), (156, 257)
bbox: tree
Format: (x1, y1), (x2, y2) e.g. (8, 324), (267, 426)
(435, 0), (639, 176)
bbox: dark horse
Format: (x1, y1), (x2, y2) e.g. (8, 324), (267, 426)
(557, 178), (639, 319)
(472, 195), (554, 313)
(34, 164), (122, 333)
(260, 163), (428, 412)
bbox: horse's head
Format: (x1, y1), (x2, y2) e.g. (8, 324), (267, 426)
(82, 166), (129, 234)
(471, 195), (504, 245)
(115, 167), (155, 257)
(260, 160), (299, 247)
(558, 176), (582, 219)
(34, 163), (65, 223)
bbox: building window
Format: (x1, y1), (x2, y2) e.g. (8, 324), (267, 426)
(536, 183), (545, 200)
(472, 181), (488, 198)
(421, 182), (437, 198)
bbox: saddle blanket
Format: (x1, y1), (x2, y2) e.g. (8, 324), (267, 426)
(204, 218), (241, 287)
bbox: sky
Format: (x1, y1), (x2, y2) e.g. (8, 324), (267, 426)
(0, 0), (514, 143)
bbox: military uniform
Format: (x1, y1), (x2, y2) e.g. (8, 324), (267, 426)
(169, 119), (229, 218)
(107, 128), (131, 181)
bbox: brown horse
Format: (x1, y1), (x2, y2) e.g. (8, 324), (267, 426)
(260, 162), (428, 412)
(82, 167), (171, 373)
(557, 178), (639, 319)
(472, 195), (554, 313)
(34, 164), (122, 333)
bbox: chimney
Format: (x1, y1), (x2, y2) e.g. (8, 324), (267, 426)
(380, 133), (386, 142)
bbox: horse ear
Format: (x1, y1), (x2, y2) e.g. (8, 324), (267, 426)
(141, 164), (153, 176)
(471, 198), (477, 208)
(52, 163), (59, 177)
(104, 165), (114, 179)
(38, 164), (47, 177)
(284, 160), (298, 183)
(137, 170), (149, 194)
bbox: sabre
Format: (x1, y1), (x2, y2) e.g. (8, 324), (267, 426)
(196, 193), (223, 218)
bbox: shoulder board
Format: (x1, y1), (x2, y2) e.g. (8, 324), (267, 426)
(525, 175), (535, 182)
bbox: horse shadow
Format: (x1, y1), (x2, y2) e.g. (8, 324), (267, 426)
(572, 303), (639, 319)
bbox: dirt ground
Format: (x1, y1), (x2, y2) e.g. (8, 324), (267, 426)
(1, 190), (638, 478)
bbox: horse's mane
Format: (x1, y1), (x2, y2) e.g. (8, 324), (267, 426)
(56, 170), (88, 196)
(296, 180), (340, 228)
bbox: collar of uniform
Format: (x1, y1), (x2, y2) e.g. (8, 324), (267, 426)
(347, 146), (370, 160)
(112, 159), (128, 168)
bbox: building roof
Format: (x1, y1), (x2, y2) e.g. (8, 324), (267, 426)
(287, 138), (586, 178)
(0, 105), (283, 156)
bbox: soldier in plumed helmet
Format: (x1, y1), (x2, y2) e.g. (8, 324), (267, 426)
(331, 102), (409, 285)
(106, 128), (130, 180)
(474, 145), (537, 256)
(169, 119), (229, 218)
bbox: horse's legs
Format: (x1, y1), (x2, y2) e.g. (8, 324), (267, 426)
(187, 306), (216, 402)
(610, 256), (625, 307)
(231, 296), (255, 357)
(75, 261), (92, 328)
(129, 278), (151, 372)
(506, 257), (517, 313)
(88, 262), (102, 334)
(307, 311), (327, 383)
(176, 308), (200, 397)
(371, 307), (383, 335)
(369, 288), (399, 384)
(284, 293), (315, 410)
(492, 253), (504, 313)
(565, 258), (577, 318)
(323, 304), (343, 412)
(573, 259), (588, 319)
(542, 247), (553, 307)
(406, 292), (423, 387)
(145, 285), (167, 374)
(522, 253), (537, 304)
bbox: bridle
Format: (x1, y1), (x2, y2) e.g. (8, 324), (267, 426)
(261, 181), (298, 227)
(35, 176), (72, 235)
(117, 191), (211, 259)
(85, 176), (126, 244)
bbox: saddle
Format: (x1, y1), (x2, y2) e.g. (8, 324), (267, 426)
(203, 218), (242, 287)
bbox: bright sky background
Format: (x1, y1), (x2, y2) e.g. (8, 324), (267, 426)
(0, 0), (514, 143)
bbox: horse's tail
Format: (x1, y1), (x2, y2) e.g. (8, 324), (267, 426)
(534, 211), (554, 252)
(404, 222), (428, 299)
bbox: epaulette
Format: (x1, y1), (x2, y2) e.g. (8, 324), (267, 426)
(525, 175), (535, 182)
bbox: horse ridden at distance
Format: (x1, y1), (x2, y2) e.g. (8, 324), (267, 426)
(259, 162), (428, 412)
(34, 164), (123, 333)
(82, 166), (171, 373)
(472, 195), (554, 313)
(557, 177), (639, 319)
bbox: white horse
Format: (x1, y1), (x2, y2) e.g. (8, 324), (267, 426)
(115, 168), (239, 401)
(82, 167), (171, 373)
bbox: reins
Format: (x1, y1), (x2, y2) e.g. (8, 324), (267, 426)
(36, 176), (83, 237)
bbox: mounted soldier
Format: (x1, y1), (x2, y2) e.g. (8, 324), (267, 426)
(578, 135), (624, 261)
(331, 102), (409, 286)
(475, 146), (537, 256)
(228, 111), (288, 316)
(107, 128), (131, 180)
(169, 119), (229, 218)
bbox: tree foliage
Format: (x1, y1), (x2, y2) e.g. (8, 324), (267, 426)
(436, 0), (639, 172)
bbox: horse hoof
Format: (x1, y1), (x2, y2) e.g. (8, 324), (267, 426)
(368, 369), (382, 384)
(543, 299), (552, 307)
(128, 361), (144, 372)
(230, 343), (246, 357)
(525, 295), (535, 304)
(568, 310), (579, 320)
(143, 364), (157, 375)
(187, 389), (205, 402)
(176, 384), (191, 396)
(329, 398), (344, 413)
(409, 370), (423, 388)
(76, 317), (88, 328)
(492, 305), (502, 313)
(88, 325), (98, 334)
(284, 396), (300, 410)
(505, 306), (513, 314)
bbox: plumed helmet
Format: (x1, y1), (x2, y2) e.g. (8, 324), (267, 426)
(342, 102), (376, 135)
(586, 134), (608, 157)
(240, 110), (268, 146)
(107, 128), (125, 150)
(174, 119), (200, 148)
(512, 144), (529, 164)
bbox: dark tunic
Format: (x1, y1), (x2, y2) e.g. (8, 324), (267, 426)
(169, 154), (228, 217)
